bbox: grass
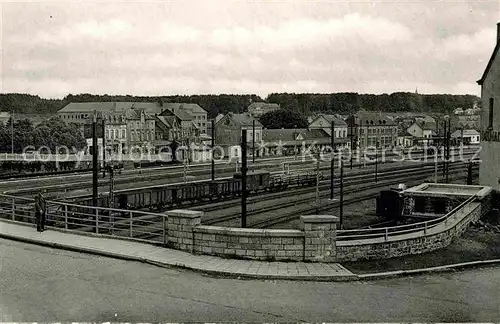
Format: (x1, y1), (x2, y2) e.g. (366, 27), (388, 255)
(342, 211), (500, 274)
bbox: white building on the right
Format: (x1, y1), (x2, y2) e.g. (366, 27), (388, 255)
(477, 22), (500, 191)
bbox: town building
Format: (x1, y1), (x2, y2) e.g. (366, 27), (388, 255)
(397, 132), (413, 148)
(162, 103), (208, 134)
(0, 112), (11, 125)
(308, 114), (348, 140)
(214, 113), (262, 157)
(346, 111), (398, 149)
(477, 22), (500, 191)
(247, 102), (280, 118)
(261, 128), (342, 156)
(57, 101), (207, 159)
(406, 120), (437, 144)
(451, 129), (481, 145)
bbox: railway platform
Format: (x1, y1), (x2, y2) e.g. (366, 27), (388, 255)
(0, 220), (357, 281)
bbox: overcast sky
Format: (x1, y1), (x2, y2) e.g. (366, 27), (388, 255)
(1, 0), (499, 99)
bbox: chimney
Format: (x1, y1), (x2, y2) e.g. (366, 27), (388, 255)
(497, 22), (500, 43)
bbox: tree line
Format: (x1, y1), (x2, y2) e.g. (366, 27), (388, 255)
(0, 116), (86, 153)
(0, 92), (479, 118)
(265, 92), (479, 116)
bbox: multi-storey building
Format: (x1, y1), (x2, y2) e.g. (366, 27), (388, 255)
(477, 22), (500, 191)
(346, 111), (398, 149)
(162, 103), (208, 134)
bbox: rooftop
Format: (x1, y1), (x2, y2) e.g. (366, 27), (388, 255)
(403, 183), (491, 199)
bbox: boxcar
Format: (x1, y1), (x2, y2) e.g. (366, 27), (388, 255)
(233, 170), (271, 193)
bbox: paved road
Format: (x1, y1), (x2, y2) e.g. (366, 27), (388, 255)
(1, 238), (498, 322)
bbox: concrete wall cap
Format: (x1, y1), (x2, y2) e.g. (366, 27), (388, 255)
(193, 225), (304, 237)
(301, 215), (339, 223)
(167, 209), (204, 218)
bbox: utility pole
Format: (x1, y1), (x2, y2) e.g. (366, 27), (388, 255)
(316, 150), (320, 214)
(241, 130), (248, 228)
(443, 120), (448, 177)
(330, 121), (334, 200)
(211, 119), (215, 181)
(467, 160), (473, 185)
(108, 164), (115, 233)
(252, 120), (255, 163)
(92, 111), (98, 208)
(10, 110), (14, 156)
(446, 118), (451, 183)
(375, 140), (378, 183)
(350, 118), (354, 170)
(339, 160), (344, 229)
(365, 123), (369, 167)
(102, 118), (106, 177)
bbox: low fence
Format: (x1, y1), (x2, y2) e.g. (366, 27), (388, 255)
(336, 194), (490, 262)
(0, 194), (167, 244)
(0, 182), (492, 263)
(337, 195), (477, 242)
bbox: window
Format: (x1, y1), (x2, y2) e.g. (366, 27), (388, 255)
(122, 130), (126, 138)
(489, 98), (494, 129)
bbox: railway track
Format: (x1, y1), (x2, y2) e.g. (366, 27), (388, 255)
(106, 163), (477, 241)
(203, 162), (478, 228)
(2, 149), (477, 198)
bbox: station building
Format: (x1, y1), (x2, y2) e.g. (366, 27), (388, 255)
(477, 22), (500, 192)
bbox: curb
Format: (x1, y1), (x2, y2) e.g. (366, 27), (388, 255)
(2, 231), (499, 282)
(356, 259), (500, 280)
(0, 231), (358, 282)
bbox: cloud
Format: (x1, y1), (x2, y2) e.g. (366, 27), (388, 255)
(2, 1), (497, 98)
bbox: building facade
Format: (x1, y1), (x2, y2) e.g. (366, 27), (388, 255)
(347, 112), (398, 149)
(308, 114), (348, 142)
(215, 113), (263, 156)
(477, 22), (500, 191)
(58, 102), (206, 156)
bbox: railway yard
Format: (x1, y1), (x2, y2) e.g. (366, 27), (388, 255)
(0, 148), (480, 244)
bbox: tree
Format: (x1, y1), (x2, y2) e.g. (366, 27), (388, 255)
(259, 109), (308, 129)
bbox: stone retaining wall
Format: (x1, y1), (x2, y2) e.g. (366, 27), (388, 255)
(166, 212), (339, 262)
(166, 191), (491, 263)
(193, 226), (304, 261)
(336, 199), (485, 262)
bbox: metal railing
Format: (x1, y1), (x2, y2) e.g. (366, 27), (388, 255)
(337, 194), (479, 242)
(0, 194), (167, 244)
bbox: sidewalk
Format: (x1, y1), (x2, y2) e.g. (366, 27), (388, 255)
(0, 221), (357, 281)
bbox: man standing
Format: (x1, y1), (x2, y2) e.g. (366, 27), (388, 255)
(34, 191), (46, 232)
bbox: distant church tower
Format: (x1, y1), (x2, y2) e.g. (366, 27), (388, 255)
(415, 87), (418, 94)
